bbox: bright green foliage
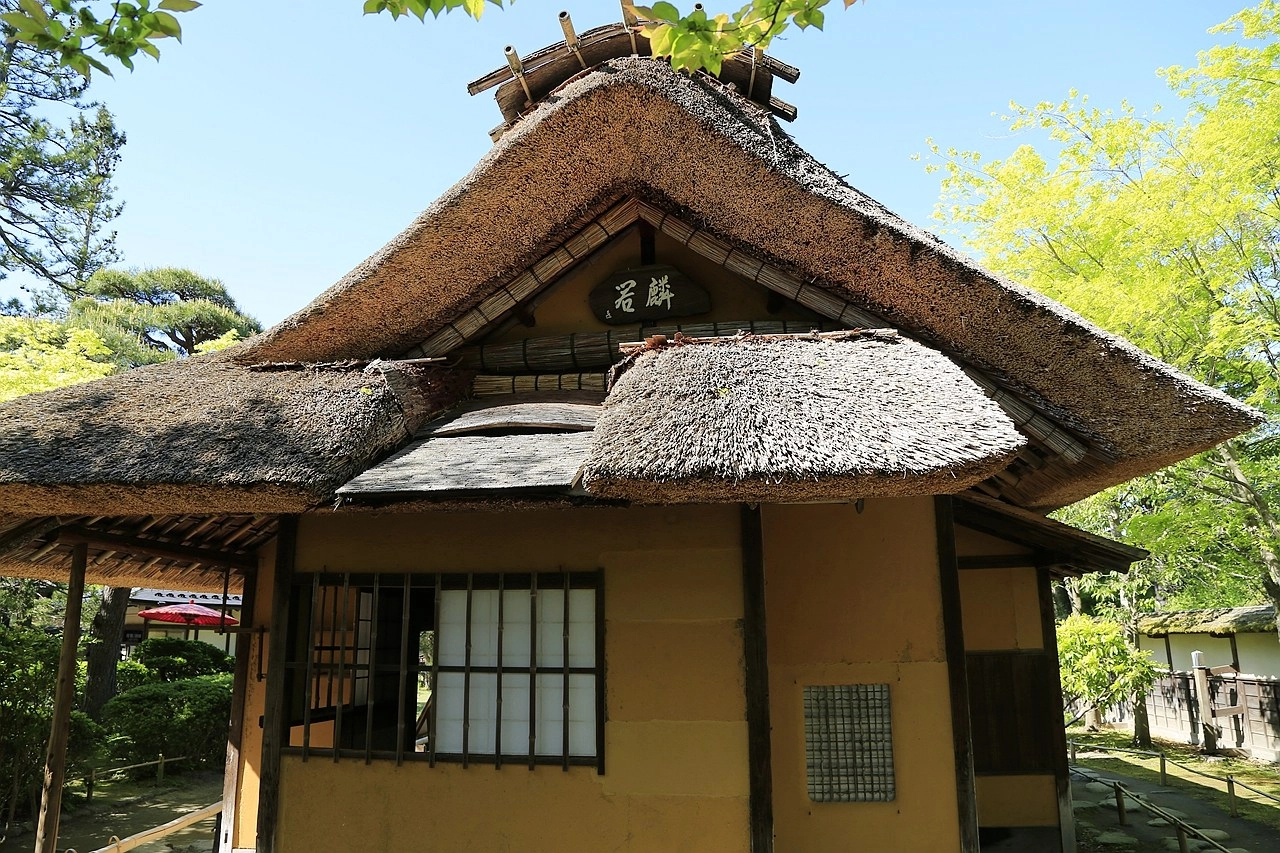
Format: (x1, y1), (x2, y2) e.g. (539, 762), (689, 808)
(67, 266), (260, 365)
(0, 625), (58, 824)
(363, 0), (507, 22)
(115, 656), (151, 692)
(1061, 467), (1273, 614)
(102, 672), (232, 767)
(193, 327), (243, 354)
(928, 1), (1280, 632)
(13, 1), (863, 79)
(0, 0), (201, 78)
(369, 0), (856, 75)
(1058, 614), (1159, 726)
(0, 315), (113, 401)
(128, 635), (233, 682)
(637, 1), (846, 75)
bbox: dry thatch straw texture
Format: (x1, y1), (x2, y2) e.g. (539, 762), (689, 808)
(0, 356), (467, 515)
(229, 57), (1258, 508)
(582, 333), (1026, 503)
(1138, 605), (1276, 636)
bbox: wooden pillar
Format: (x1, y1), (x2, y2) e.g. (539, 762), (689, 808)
(257, 516), (297, 853)
(219, 569), (257, 853)
(934, 497), (980, 853)
(34, 542), (87, 853)
(1191, 652), (1218, 754)
(1038, 566), (1075, 853)
(739, 505), (774, 853)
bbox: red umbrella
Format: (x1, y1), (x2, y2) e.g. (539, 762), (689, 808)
(136, 600), (239, 627)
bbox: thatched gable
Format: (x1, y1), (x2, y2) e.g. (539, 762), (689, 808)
(582, 332), (1025, 503)
(1139, 605), (1277, 636)
(0, 356), (466, 515)
(224, 57), (1258, 508)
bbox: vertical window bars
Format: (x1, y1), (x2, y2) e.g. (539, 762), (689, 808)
(363, 574), (379, 765)
(283, 571), (601, 771)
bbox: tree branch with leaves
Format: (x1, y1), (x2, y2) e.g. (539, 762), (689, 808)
(928, 0), (1280, 639)
(3, 1), (865, 79)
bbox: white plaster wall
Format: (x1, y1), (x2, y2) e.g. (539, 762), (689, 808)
(1235, 633), (1280, 678)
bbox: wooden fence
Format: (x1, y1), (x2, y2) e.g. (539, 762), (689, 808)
(1141, 669), (1280, 762)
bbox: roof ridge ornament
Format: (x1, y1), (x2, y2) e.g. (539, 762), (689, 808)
(469, 9), (800, 140)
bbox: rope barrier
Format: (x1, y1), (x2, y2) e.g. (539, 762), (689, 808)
(1069, 738), (1280, 813)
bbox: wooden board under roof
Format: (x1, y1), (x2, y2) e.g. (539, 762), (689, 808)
(337, 433), (594, 499)
(424, 401), (601, 437)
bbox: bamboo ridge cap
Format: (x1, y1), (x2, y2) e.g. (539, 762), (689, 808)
(466, 16), (800, 131)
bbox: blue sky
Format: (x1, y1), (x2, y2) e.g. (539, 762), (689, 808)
(3, 1), (1249, 326)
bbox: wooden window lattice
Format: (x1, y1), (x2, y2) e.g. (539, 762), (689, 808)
(803, 683), (895, 802)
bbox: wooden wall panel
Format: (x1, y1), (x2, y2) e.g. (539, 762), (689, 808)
(966, 653), (1058, 774)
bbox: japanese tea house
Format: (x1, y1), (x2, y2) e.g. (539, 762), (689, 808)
(0, 15), (1261, 853)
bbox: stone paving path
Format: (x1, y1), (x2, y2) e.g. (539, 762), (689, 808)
(1072, 764), (1280, 852)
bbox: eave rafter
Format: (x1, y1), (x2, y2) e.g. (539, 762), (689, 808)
(0, 513), (276, 590)
(953, 493), (1147, 576)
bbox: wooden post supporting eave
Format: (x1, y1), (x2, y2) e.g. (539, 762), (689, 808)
(934, 497), (980, 853)
(34, 541), (87, 853)
(739, 505), (774, 853)
(219, 568), (258, 853)
(1038, 566), (1076, 853)
(256, 516), (297, 853)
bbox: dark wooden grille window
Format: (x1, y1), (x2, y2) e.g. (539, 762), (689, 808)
(282, 571), (604, 771)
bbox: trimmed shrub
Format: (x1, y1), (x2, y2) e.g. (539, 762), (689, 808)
(67, 710), (107, 776)
(130, 636), (233, 682)
(115, 657), (154, 692)
(102, 673), (232, 768)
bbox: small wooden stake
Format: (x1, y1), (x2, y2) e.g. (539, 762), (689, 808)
(34, 541), (87, 853)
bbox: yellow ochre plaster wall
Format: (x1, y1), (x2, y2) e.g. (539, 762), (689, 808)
(761, 498), (963, 853)
(270, 505), (750, 853)
(958, 568), (1044, 652)
(975, 775), (1060, 827)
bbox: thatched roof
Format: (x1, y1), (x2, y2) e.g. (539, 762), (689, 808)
(1138, 605), (1276, 636)
(581, 332), (1025, 502)
(0, 48), (1262, 563)
(0, 356), (466, 515)
(225, 57), (1258, 508)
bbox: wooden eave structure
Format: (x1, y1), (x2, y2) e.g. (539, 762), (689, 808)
(0, 513), (272, 591)
(953, 493), (1148, 577)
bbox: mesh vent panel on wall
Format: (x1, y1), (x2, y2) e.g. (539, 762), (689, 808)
(803, 683), (895, 802)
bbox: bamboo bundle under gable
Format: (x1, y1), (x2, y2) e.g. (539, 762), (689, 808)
(456, 319), (842, 374)
(473, 373), (608, 397)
